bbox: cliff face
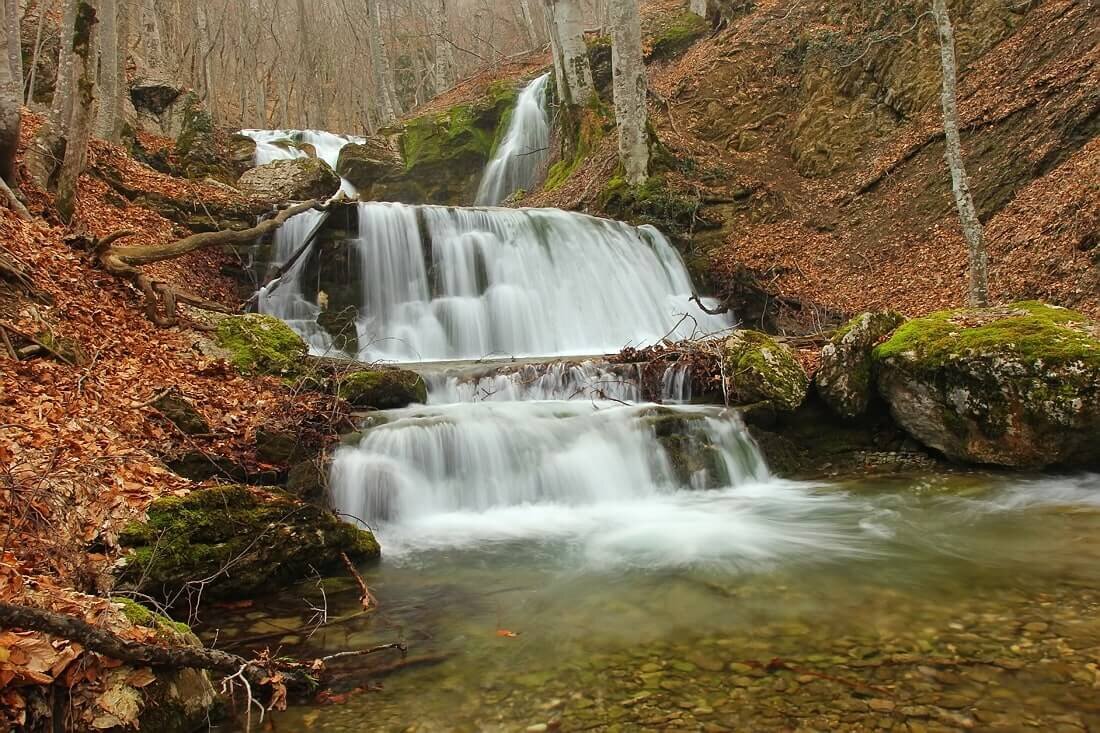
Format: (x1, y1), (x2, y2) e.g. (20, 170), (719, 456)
(529, 0), (1098, 326)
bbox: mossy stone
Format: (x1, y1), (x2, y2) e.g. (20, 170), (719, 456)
(646, 11), (709, 61)
(152, 388), (210, 435)
(214, 313), (307, 377)
(722, 330), (809, 411)
(117, 485), (380, 601)
(816, 311), (905, 419)
(338, 369), (428, 409)
(872, 301), (1100, 468)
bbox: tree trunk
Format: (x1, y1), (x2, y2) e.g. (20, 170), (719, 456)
(543, 0), (593, 106)
(689, 0), (707, 18)
(374, 0), (401, 119)
(932, 0), (988, 308)
(195, 3), (214, 109)
(26, 0), (55, 104)
(430, 0), (455, 95)
(364, 0), (396, 125)
(138, 0), (162, 67)
(517, 0), (540, 47)
(95, 0), (120, 141)
(0, 1), (20, 189)
(3, 0), (23, 101)
(55, 0), (99, 225)
(51, 0), (79, 127)
(610, 0), (648, 184)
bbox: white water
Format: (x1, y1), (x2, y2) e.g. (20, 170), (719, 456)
(259, 203), (732, 362)
(475, 73), (551, 206)
(240, 129), (364, 196)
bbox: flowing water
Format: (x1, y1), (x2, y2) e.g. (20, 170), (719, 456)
(476, 73), (552, 206)
(228, 105), (1100, 731)
(240, 128), (364, 195)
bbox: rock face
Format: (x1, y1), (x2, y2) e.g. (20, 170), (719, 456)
(722, 330), (809, 411)
(236, 157), (341, 202)
(336, 138), (403, 196)
(117, 485), (380, 601)
(214, 313), (308, 376)
(338, 369), (428, 409)
(816, 311), (905, 418)
(872, 302), (1100, 468)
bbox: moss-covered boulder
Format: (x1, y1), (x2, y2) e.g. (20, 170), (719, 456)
(117, 485), (380, 601)
(336, 138), (403, 197)
(338, 369), (428, 409)
(394, 82), (518, 204)
(646, 10), (709, 61)
(214, 313), (307, 376)
(316, 305), (360, 355)
(816, 311), (905, 419)
(172, 92), (236, 183)
(227, 133), (258, 176)
(236, 157), (341, 203)
(872, 302), (1100, 468)
(722, 330), (809, 411)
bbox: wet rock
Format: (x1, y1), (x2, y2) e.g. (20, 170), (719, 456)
(255, 427), (309, 465)
(336, 138), (403, 196)
(316, 304), (359, 354)
(816, 311), (905, 418)
(286, 457), (328, 501)
(237, 157), (341, 203)
(338, 368), (428, 409)
(152, 387), (210, 435)
(722, 330), (809, 411)
(117, 485), (379, 601)
(228, 133), (258, 175)
(873, 302), (1100, 468)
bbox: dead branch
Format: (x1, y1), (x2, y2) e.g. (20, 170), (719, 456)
(95, 200), (322, 327)
(0, 178), (31, 221)
(340, 552), (377, 611)
(690, 294), (730, 315)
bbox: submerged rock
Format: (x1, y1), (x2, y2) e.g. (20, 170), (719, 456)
(214, 313), (308, 377)
(872, 301), (1100, 468)
(338, 369), (428, 409)
(236, 157), (341, 202)
(816, 311), (905, 418)
(117, 485), (380, 601)
(722, 330), (809, 411)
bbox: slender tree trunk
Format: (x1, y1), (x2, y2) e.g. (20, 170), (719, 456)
(543, 0), (593, 106)
(138, 0), (162, 67)
(609, 0), (647, 184)
(932, 0), (988, 307)
(517, 0), (540, 47)
(27, 0), (55, 104)
(364, 0), (396, 125)
(0, 0), (21, 187)
(689, 0), (707, 18)
(51, 0), (78, 126)
(95, 0), (120, 141)
(56, 0), (99, 224)
(195, 3), (214, 108)
(4, 0), (23, 100)
(430, 0), (455, 95)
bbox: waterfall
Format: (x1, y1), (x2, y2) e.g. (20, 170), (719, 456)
(240, 129), (364, 195)
(475, 73), (552, 206)
(331, 403), (768, 524)
(258, 203), (733, 362)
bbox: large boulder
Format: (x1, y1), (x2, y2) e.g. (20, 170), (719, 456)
(117, 485), (380, 601)
(338, 369), (428, 409)
(872, 302), (1100, 468)
(722, 330), (809, 411)
(816, 311), (905, 418)
(214, 313), (308, 376)
(336, 138), (403, 196)
(236, 157), (341, 203)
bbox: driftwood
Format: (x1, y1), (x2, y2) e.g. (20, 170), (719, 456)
(96, 199), (323, 327)
(0, 601), (406, 692)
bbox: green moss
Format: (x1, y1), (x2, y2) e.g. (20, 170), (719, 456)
(338, 369), (428, 409)
(112, 597), (192, 638)
(118, 486), (380, 601)
(646, 11), (709, 61)
(598, 175), (697, 232)
(723, 330), (809, 411)
(214, 314), (307, 376)
(545, 103), (611, 191)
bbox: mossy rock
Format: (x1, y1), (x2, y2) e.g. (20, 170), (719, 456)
(152, 387), (210, 435)
(316, 305), (359, 355)
(722, 330), (809, 411)
(872, 301), (1100, 468)
(236, 157), (341, 202)
(645, 11), (709, 61)
(255, 427), (310, 465)
(597, 175), (697, 232)
(335, 138), (403, 196)
(287, 457), (328, 502)
(816, 311), (905, 419)
(338, 369), (428, 409)
(111, 597), (193, 639)
(545, 102), (611, 191)
(173, 93), (235, 183)
(214, 313), (307, 377)
(117, 485), (380, 601)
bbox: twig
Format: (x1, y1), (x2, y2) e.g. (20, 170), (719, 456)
(340, 552), (377, 611)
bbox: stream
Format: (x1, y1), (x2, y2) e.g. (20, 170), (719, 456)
(221, 77), (1100, 731)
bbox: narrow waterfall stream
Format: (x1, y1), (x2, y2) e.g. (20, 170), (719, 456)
(476, 73), (552, 205)
(214, 106), (1100, 732)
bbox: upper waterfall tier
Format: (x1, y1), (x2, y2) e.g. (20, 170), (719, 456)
(475, 73), (551, 206)
(257, 202), (733, 363)
(240, 129), (363, 195)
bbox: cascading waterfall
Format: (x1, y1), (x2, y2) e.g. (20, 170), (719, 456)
(331, 403), (768, 526)
(259, 203), (733, 362)
(475, 73), (551, 206)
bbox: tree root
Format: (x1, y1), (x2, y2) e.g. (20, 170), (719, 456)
(94, 199), (323, 327)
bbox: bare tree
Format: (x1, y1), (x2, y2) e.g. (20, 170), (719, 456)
(56, 0), (100, 224)
(689, 0), (706, 18)
(544, 0), (592, 106)
(431, 0), (457, 94)
(932, 0), (988, 307)
(96, 0), (130, 142)
(3, 0), (22, 97)
(0, 0), (27, 215)
(609, 0), (647, 184)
